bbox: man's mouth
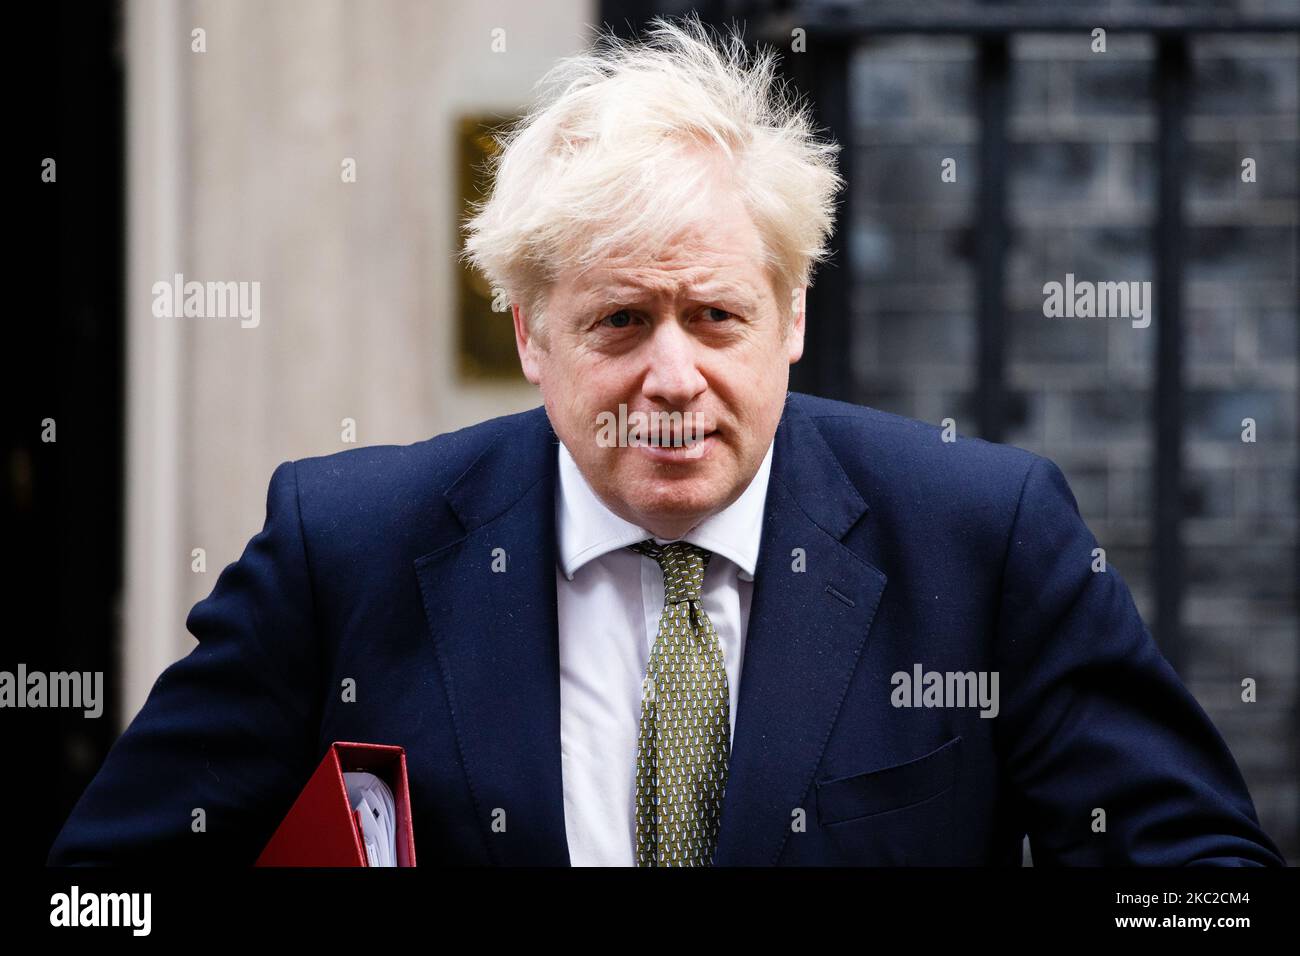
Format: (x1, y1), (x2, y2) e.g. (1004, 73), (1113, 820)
(632, 429), (717, 462)
(640, 428), (714, 448)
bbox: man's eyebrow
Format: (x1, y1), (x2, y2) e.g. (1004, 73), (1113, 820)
(689, 282), (758, 305)
(578, 285), (647, 305)
(578, 282), (758, 308)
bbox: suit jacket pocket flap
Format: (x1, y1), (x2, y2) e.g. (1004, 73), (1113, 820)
(816, 735), (963, 825)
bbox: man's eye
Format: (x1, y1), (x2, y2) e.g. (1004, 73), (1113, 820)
(601, 309), (634, 328)
(704, 307), (735, 322)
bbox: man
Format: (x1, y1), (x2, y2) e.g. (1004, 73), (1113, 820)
(49, 16), (1281, 866)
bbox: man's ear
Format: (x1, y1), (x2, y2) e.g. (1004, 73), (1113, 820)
(513, 303), (542, 384)
(786, 285), (807, 364)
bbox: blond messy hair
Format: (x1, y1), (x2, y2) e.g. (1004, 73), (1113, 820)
(460, 13), (844, 340)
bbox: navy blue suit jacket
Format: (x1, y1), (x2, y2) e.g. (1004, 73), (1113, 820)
(48, 392), (1283, 865)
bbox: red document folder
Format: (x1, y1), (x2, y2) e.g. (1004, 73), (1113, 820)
(256, 741), (417, 867)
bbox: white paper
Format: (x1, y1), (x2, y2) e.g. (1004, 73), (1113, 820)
(343, 771), (398, 867)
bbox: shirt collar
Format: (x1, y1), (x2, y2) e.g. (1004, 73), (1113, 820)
(556, 437), (774, 582)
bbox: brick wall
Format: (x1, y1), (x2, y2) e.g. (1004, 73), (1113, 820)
(847, 17), (1297, 861)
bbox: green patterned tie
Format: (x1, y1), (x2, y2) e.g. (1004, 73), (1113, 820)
(628, 539), (731, 866)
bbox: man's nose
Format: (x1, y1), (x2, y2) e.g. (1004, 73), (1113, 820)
(640, 319), (707, 406)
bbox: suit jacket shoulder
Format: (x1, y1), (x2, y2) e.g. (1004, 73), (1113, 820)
(785, 391), (1051, 557)
(289, 406), (553, 566)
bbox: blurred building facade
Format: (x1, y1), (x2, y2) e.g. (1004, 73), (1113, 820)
(846, 22), (1297, 866)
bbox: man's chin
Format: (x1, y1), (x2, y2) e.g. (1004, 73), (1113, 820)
(617, 480), (731, 531)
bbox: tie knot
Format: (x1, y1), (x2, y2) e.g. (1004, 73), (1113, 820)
(629, 539), (711, 604)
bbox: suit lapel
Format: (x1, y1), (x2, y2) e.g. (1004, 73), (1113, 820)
(714, 395), (888, 865)
(413, 407), (572, 865)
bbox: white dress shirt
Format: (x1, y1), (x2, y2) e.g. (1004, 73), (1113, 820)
(554, 437), (775, 866)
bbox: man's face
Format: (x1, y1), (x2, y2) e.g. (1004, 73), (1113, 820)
(513, 184), (805, 540)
